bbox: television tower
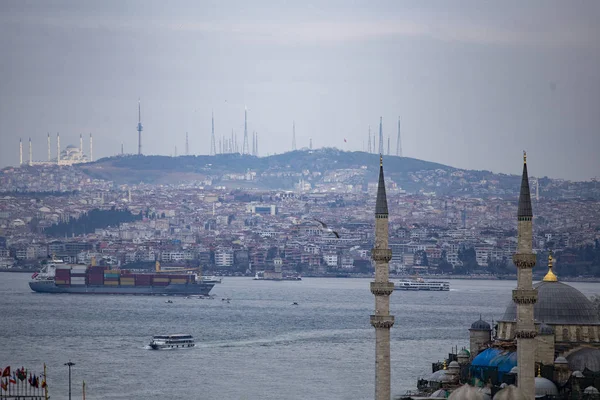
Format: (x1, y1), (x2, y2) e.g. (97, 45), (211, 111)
(396, 117), (402, 157)
(243, 108), (249, 155)
(367, 126), (372, 153)
(387, 137), (390, 156)
(252, 132), (256, 156)
(28, 137), (32, 165)
(19, 138), (23, 165)
(292, 121), (297, 151)
(210, 112), (216, 156)
(57, 133), (60, 163)
(137, 99), (143, 155)
(47, 133), (51, 161)
(371, 155), (394, 400)
(255, 132), (259, 156)
(185, 132), (189, 156)
(90, 133), (93, 162)
(378, 117), (384, 155)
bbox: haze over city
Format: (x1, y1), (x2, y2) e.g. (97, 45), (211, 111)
(1, 0), (599, 180)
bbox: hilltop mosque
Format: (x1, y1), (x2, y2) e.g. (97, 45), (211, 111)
(398, 155), (600, 399)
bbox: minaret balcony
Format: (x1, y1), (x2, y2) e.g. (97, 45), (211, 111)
(513, 253), (537, 269)
(512, 289), (538, 304)
(370, 315), (395, 329)
(515, 329), (537, 339)
(372, 248), (392, 262)
(370, 281), (395, 296)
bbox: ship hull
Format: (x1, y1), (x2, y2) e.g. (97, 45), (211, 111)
(29, 281), (214, 296)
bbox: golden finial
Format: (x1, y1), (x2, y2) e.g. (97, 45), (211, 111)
(537, 364), (541, 377)
(543, 250), (558, 282)
(443, 360), (447, 370)
(380, 154), (383, 167)
(523, 151), (527, 164)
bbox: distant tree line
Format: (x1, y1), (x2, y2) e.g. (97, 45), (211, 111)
(0, 190), (78, 197)
(44, 207), (142, 237)
(554, 240), (600, 277)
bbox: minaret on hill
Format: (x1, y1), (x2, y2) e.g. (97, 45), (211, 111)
(370, 155), (395, 400)
(512, 151), (537, 399)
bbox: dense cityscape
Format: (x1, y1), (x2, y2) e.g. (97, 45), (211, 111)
(1, 149), (599, 280)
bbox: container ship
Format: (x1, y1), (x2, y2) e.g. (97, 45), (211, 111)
(29, 260), (215, 296)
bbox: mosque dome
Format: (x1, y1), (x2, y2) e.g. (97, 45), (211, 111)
(471, 317), (491, 331)
(66, 144), (78, 149)
(448, 361), (460, 369)
(584, 386), (600, 394)
(429, 389), (448, 398)
(500, 281), (600, 325)
(554, 356), (568, 365)
(458, 348), (471, 358)
(538, 323), (554, 335)
(509, 366), (519, 375)
(535, 376), (558, 397)
(428, 369), (448, 382)
(566, 347), (600, 372)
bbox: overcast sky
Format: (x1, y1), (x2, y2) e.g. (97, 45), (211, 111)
(1, 1), (599, 180)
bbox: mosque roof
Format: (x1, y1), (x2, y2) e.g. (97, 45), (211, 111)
(471, 348), (517, 382)
(566, 348), (600, 372)
(500, 281), (600, 325)
(470, 317), (491, 331)
(535, 376), (558, 397)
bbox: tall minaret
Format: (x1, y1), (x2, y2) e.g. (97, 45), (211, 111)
(47, 133), (51, 161)
(19, 138), (23, 166)
(292, 121), (296, 151)
(57, 133), (60, 163)
(378, 117), (384, 155)
(137, 99), (143, 155)
(370, 155), (395, 400)
(211, 112), (216, 156)
(396, 117), (402, 157)
(90, 133), (93, 162)
(28, 137), (32, 165)
(512, 151), (537, 399)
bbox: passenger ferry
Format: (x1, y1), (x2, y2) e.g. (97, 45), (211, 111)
(394, 278), (450, 291)
(149, 334), (195, 350)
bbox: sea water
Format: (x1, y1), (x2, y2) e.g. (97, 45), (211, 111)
(1, 273), (598, 400)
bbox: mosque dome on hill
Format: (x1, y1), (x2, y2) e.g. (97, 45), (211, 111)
(470, 317), (491, 331)
(500, 281), (600, 325)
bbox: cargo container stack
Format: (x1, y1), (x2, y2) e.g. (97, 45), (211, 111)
(55, 265), (71, 286)
(87, 266), (106, 286)
(152, 275), (170, 286)
(70, 265), (87, 286)
(120, 272), (135, 286)
(134, 274), (152, 287)
(104, 269), (120, 286)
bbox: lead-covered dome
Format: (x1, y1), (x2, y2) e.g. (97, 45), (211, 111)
(500, 281), (600, 325)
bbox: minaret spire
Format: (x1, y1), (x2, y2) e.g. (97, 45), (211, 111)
(368, 126), (372, 153)
(47, 133), (51, 161)
(28, 137), (32, 165)
(371, 154), (394, 400)
(512, 150), (537, 400)
(57, 133), (60, 163)
(243, 107), (249, 155)
(89, 133), (93, 162)
(378, 117), (384, 155)
(292, 121), (297, 151)
(19, 138), (23, 166)
(396, 117), (402, 157)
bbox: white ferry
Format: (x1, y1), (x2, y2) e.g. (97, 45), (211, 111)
(394, 278), (449, 291)
(149, 334), (195, 350)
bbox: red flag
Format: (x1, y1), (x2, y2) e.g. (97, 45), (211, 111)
(9, 373), (15, 384)
(1, 367), (9, 377)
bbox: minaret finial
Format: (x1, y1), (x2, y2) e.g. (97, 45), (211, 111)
(543, 250), (558, 282)
(537, 364), (541, 377)
(380, 154), (383, 167)
(523, 151), (527, 164)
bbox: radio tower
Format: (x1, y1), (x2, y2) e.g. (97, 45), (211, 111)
(243, 108), (249, 155)
(210, 112), (216, 155)
(252, 132), (256, 156)
(185, 132), (189, 156)
(396, 117), (402, 157)
(378, 117), (384, 155)
(292, 121), (297, 151)
(28, 137), (32, 165)
(137, 99), (143, 155)
(90, 133), (93, 162)
(47, 133), (51, 161)
(367, 126), (372, 153)
(57, 133), (60, 163)
(19, 138), (23, 165)
(387, 137), (390, 156)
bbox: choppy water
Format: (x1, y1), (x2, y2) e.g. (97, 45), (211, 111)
(1, 273), (598, 400)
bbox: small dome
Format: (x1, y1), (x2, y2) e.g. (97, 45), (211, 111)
(509, 366), (519, 374)
(430, 389), (448, 398)
(554, 356), (568, 365)
(535, 376), (558, 397)
(567, 347), (600, 372)
(449, 361), (460, 369)
(572, 370), (584, 378)
(493, 385), (527, 400)
(428, 369), (448, 382)
(448, 384), (483, 400)
(538, 323), (554, 335)
(471, 317), (491, 331)
(458, 348), (471, 357)
(584, 386), (600, 394)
